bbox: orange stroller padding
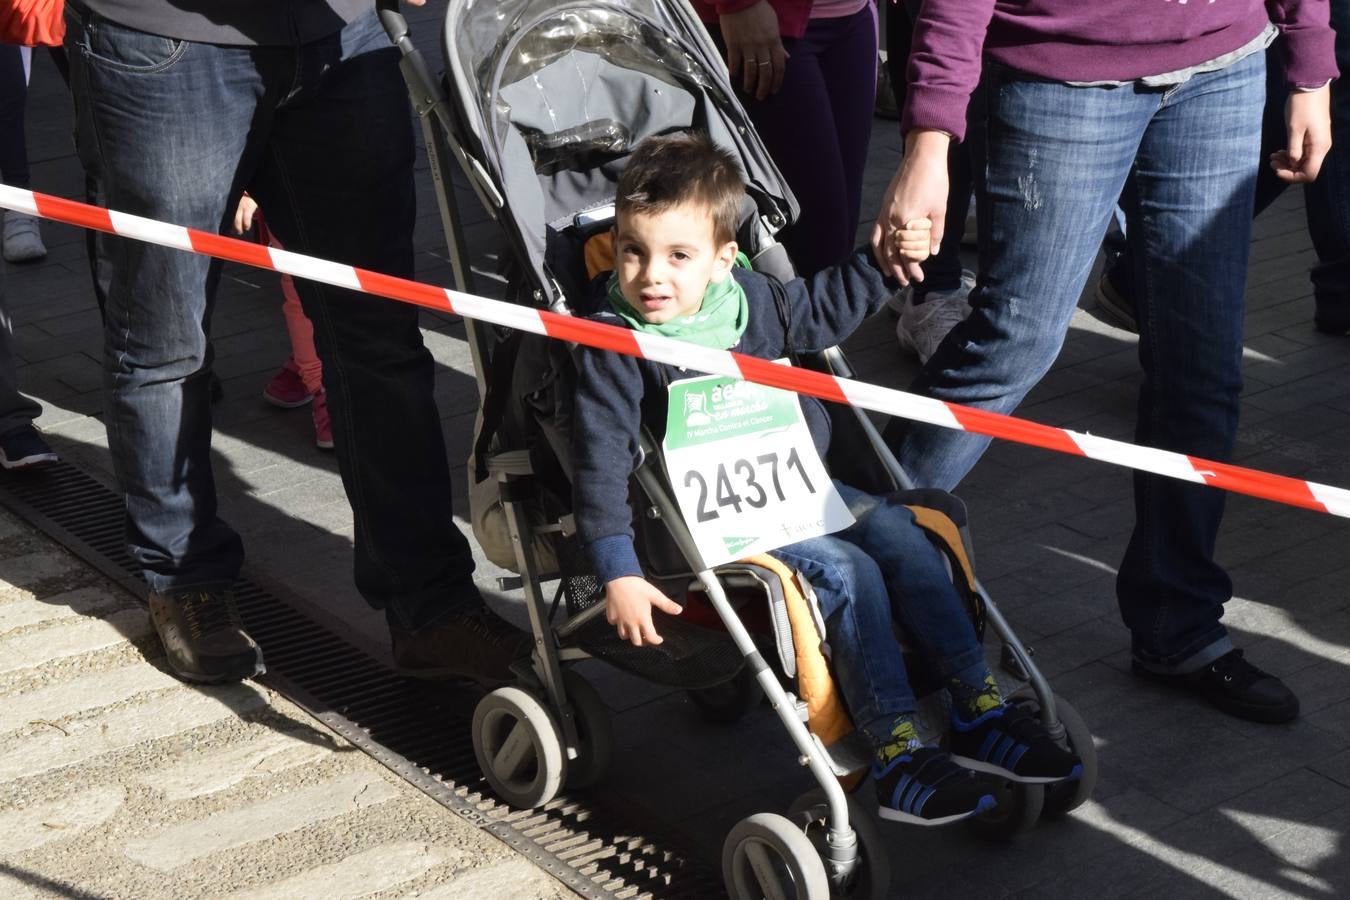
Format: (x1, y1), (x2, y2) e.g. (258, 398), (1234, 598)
(740, 553), (855, 748)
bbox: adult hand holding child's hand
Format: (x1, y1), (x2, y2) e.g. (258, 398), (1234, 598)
(605, 576), (684, 647)
(872, 129), (951, 285)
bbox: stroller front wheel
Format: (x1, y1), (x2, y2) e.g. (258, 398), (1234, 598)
(472, 686), (566, 809)
(787, 787), (891, 899)
(724, 812), (831, 900)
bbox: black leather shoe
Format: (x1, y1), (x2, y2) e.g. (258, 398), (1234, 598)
(148, 589), (265, 684)
(1314, 297), (1350, 335)
(1132, 649), (1298, 724)
(392, 604), (531, 686)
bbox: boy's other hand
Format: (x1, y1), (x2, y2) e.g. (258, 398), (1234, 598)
(1271, 85), (1332, 184)
(605, 576), (683, 647)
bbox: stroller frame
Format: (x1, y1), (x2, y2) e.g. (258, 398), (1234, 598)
(377, 2), (1090, 896)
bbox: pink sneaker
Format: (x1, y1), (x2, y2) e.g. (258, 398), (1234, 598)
(262, 358), (314, 408)
(312, 390), (334, 450)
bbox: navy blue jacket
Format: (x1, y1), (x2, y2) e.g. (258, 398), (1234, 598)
(572, 246), (897, 583)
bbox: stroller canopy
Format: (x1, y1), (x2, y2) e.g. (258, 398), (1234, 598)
(442, 0), (798, 302)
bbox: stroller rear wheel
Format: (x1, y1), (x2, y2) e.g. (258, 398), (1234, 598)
(561, 670), (613, 789)
(724, 812), (831, 900)
(472, 686), (566, 809)
(787, 788), (891, 899)
(966, 781), (1044, 841)
(1007, 688), (1097, 818)
(687, 665), (758, 724)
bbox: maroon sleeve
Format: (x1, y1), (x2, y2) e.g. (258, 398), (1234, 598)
(1267, 0), (1338, 88)
(901, 0), (997, 141)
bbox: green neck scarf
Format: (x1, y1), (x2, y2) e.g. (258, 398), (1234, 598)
(606, 253), (751, 350)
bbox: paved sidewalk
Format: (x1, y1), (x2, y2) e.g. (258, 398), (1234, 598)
(0, 506), (571, 899)
(4, 3), (1350, 897)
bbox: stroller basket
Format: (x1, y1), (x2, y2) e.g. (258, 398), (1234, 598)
(556, 533), (745, 690)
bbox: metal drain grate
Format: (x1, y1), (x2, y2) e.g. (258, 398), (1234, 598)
(0, 461), (725, 899)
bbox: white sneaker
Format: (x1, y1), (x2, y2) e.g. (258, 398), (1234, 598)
(2, 211), (47, 263)
(895, 270), (975, 364)
(886, 284), (912, 316)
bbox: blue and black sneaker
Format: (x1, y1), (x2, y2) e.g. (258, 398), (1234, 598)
(872, 747), (1001, 826)
(948, 702), (1083, 784)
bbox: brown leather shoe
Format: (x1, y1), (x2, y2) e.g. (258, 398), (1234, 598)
(392, 604), (531, 686)
(148, 589), (264, 684)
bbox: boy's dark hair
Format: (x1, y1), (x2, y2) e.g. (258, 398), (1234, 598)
(616, 132), (744, 245)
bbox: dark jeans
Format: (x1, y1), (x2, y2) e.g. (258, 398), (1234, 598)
(885, 52), (1266, 672)
(0, 43), (31, 189)
(64, 7), (476, 630)
(711, 7), (877, 276)
(1110, 6), (1350, 314)
(771, 482), (985, 736)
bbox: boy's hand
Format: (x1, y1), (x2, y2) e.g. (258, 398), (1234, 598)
(892, 218), (934, 263)
(233, 194), (258, 234)
(605, 576), (683, 647)
(1271, 85), (1332, 184)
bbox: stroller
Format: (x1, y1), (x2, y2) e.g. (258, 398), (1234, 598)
(377, 1), (1096, 897)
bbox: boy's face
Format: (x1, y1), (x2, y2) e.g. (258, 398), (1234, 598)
(613, 203), (737, 325)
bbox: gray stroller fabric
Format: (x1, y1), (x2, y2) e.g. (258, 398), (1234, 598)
(443, 0), (796, 302)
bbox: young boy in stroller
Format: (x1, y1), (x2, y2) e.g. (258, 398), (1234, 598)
(572, 132), (1082, 826)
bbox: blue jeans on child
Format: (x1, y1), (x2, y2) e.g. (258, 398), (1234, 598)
(883, 52), (1265, 673)
(770, 482), (986, 736)
(64, 8), (477, 630)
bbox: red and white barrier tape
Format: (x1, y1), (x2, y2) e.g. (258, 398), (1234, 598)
(4, 184), (1349, 519)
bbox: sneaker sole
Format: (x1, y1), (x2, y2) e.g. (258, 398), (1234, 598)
(876, 793), (997, 827)
(169, 652), (267, 685)
(0, 452), (59, 470)
(1131, 663), (1299, 724)
(263, 392), (314, 409)
(949, 754), (1083, 785)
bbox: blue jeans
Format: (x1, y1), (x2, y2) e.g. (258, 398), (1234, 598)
(64, 7), (476, 630)
(770, 483), (986, 737)
(1108, 9), (1350, 316)
(883, 52), (1266, 671)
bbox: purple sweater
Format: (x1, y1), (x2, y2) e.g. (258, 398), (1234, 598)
(905, 0), (1337, 140)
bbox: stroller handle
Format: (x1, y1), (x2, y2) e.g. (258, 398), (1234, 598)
(376, 0), (411, 50)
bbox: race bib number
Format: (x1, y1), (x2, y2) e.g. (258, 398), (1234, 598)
(663, 372), (854, 568)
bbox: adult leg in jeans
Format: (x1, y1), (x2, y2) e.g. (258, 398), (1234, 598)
(1117, 53), (1265, 674)
(65, 9), (521, 684)
(64, 9), (261, 682)
(887, 56), (1296, 721)
(882, 71), (1140, 490)
(246, 13), (489, 643)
